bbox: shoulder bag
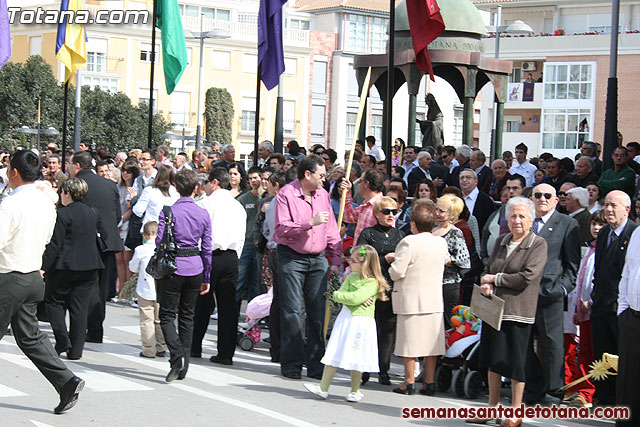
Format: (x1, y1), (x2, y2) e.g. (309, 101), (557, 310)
(146, 205), (177, 279)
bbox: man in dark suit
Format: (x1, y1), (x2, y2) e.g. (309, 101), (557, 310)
(448, 144), (472, 188)
(67, 151), (123, 343)
(590, 190), (637, 404)
(581, 141), (602, 176)
(407, 151), (448, 196)
(469, 149), (493, 191)
(566, 187), (594, 245)
(459, 168), (496, 232)
(525, 183), (581, 405)
(481, 159), (511, 201)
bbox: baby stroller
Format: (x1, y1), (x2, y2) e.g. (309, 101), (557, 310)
(435, 332), (484, 399)
(237, 290), (272, 351)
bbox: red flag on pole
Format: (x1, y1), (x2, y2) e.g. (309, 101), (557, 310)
(406, 0), (445, 81)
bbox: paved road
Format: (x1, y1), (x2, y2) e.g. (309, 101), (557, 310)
(0, 303), (617, 426)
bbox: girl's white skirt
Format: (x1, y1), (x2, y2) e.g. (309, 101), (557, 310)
(321, 305), (379, 372)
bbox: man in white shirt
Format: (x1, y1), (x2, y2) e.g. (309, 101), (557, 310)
(133, 149), (158, 192)
(617, 226), (640, 424)
(365, 135), (386, 162)
(509, 142), (538, 187)
(0, 150), (84, 414)
(192, 167), (246, 364)
(173, 153), (191, 172)
(401, 146), (418, 185)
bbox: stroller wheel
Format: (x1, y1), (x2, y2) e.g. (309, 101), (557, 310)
(435, 365), (452, 393)
(451, 369), (466, 397)
(464, 370), (483, 399)
(239, 336), (254, 351)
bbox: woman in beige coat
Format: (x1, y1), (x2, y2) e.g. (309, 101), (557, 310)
(389, 200), (450, 395)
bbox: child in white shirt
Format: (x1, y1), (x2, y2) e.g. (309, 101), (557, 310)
(129, 221), (167, 358)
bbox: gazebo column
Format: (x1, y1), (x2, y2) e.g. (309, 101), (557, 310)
(492, 74), (509, 161)
(406, 64), (422, 147)
(463, 68), (477, 147)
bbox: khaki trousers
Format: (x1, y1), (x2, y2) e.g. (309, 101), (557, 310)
(138, 296), (166, 357)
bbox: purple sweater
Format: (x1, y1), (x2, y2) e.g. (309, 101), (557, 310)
(156, 197), (212, 282)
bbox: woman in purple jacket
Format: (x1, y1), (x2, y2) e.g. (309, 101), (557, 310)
(156, 169), (212, 382)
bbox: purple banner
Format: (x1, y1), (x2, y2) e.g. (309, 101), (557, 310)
(523, 82), (535, 102)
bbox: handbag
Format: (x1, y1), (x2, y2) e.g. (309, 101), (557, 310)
(146, 205), (177, 280)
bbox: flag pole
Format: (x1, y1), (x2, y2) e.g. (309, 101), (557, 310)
(62, 82), (69, 173)
(254, 63), (261, 166)
(147, 0), (158, 149)
(73, 69), (82, 151)
(324, 67), (372, 342)
(384, 0), (395, 177)
(273, 8), (286, 154)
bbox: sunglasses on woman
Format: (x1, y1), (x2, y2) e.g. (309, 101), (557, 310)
(380, 208), (398, 215)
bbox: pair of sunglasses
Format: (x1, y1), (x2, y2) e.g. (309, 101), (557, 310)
(380, 208), (398, 215)
(534, 192), (553, 200)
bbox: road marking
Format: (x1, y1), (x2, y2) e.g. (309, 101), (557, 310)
(30, 421), (57, 427)
(171, 383), (318, 427)
(0, 383), (27, 397)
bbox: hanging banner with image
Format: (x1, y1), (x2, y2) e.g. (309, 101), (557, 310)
(523, 82), (535, 102)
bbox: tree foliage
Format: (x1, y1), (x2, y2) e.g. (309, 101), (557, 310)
(204, 87), (234, 145)
(0, 55), (171, 153)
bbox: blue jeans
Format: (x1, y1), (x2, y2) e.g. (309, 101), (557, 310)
(236, 244), (259, 303)
(277, 245), (329, 377)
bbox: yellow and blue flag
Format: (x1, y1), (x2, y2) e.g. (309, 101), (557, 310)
(56, 0), (87, 83)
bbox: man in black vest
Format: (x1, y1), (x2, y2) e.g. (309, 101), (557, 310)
(67, 151), (123, 343)
(590, 190), (637, 404)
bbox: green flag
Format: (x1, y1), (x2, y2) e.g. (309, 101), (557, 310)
(156, 0), (187, 94)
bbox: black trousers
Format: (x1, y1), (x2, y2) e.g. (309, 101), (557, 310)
(87, 252), (115, 342)
(524, 298), (565, 403)
(267, 248), (280, 360)
(158, 272), (202, 369)
(592, 309), (620, 404)
(45, 269), (99, 358)
(443, 283), (460, 329)
(375, 299), (396, 377)
(0, 271), (74, 394)
(191, 250), (239, 359)
(616, 309), (640, 426)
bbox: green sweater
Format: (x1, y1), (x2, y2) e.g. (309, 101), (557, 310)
(333, 273), (379, 317)
(597, 166), (635, 198)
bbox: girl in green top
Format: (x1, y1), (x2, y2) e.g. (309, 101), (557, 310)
(304, 244), (389, 402)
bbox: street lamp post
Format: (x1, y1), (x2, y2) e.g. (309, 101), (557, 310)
(17, 126), (60, 152)
(490, 6), (533, 161)
(161, 131), (196, 154)
(187, 16), (230, 151)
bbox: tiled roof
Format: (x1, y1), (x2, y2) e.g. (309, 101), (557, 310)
(295, 0), (399, 13)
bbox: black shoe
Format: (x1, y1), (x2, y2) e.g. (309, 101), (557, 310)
(66, 354), (81, 361)
(54, 376), (84, 414)
(392, 383), (415, 395)
(209, 355), (233, 366)
(177, 366), (188, 380)
(55, 344), (71, 356)
(270, 355), (280, 363)
(307, 372), (322, 380)
(379, 373), (391, 386)
(282, 371), (301, 379)
(156, 351), (166, 357)
(538, 393), (562, 406)
(139, 352), (155, 358)
(166, 358), (183, 382)
(85, 336), (102, 344)
(361, 372), (370, 385)
(419, 383), (436, 396)
(190, 352), (201, 358)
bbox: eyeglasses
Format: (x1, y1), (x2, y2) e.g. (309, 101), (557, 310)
(315, 172), (326, 179)
(557, 191), (567, 197)
(123, 168), (136, 174)
(140, 157), (153, 162)
(534, 192), (553, 200)
(380, 208), (398, 215)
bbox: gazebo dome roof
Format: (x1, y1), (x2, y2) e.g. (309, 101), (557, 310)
(395, 0), (487, 37)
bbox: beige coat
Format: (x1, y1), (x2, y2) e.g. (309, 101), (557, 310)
(389, 232), (449, 315)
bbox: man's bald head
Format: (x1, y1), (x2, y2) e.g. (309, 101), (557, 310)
(604, 190), (631, 229)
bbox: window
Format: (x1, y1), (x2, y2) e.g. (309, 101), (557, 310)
(542, 109), (591, 150)
(345, 112), (357, 141)
(212, 50), (230, 70)
(347, 65), (359, 96)
(290, 19), (310, 30)
(241, 97), (256, 132)
(179, 4), (199, 17)
(311, 105), (325, 137)
(544, 63), (593, 100)
(504, 116), (522, 133)
(283, 100), (295, 134)
(85, 76), (119, 93)
(284, 58), (297, 76)
(238, 13), (258, 25)
(510, 67), (522, 83)
(171, 91), (191, 126)
(29, 36), (42, 56)
(87, 52), (106, 73)
(452, 105), (464, 145)
(202, 7), (230, 21)
(313, 61), (327, 94)
(140, 43), (159, 63)
(138, 89), (158, 114)
(344, 14), (388, 54)
(243, 54), (257, 73)
(371, 114), (383, 141)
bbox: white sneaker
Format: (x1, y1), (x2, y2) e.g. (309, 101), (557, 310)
(303, 383), (328, 399)
(346, 391), (364, 402)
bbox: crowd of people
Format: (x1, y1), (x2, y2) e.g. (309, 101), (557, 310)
(1, 135), (639, 425)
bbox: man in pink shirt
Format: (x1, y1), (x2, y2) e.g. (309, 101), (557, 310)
(274, 154), (341, 380)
